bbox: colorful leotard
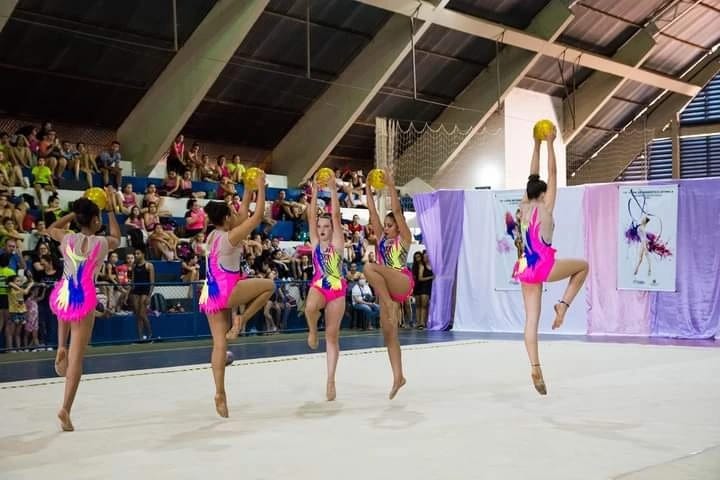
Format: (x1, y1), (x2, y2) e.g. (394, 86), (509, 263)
(377, 236), (414, 302)
(311, 243), (347, 303)
(50, 234), (109, 322)
(199, 230), (246, 314)
(512, 207), (556, 284)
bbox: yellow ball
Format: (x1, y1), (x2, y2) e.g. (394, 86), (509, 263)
(367, 169), (386, 190)
(533, 119), (555, 141)
(315, 167), (334, 188)
(243, 167), (265, 190)
(84, 187), (107, 210)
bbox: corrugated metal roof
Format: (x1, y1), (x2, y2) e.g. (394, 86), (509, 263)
(615, 81), (661, 105)
(0, 0), (718, 170)
(191, 0), (393, 152)
(589, 98), (643, 130)
(446, 0), (549, 29)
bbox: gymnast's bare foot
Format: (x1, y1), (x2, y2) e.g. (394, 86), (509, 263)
(307, 329), (319, 350)
(326, 381), (336, 401)
(389, 377), (406, 400)
(531, 364), (547, 395)
(215, 393), (229, 418)
(552, 301), (569, 330)
(54, 348), (68, 377)
(225, 315), (244, 340)
(58, 408), (74, 432)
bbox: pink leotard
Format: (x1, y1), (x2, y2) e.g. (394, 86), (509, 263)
(199, 230), (247, 314)
(512, 207), (557, 284)
(50, 233), (109, 322)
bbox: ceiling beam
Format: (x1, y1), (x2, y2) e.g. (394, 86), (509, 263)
(353, 0), (702, 96)
(420, 0), (574, 181)
(0, 0), (18, 32)
(117, 0), (269, 176)
(271, 0), (452, 185)
(562, 25), (658, 143)
(569, 50), (720, 185)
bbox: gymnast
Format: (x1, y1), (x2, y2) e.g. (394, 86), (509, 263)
(512, 125), (589, 395)
(199, 171), (275, 417)
(49, 192), (121, 431)
(304, 174), (346, 401)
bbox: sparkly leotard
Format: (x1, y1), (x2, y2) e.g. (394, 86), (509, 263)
(199, 230), (247, 314)
(310, 243), (347, 303)
(512, 207), (557, 284)
(50, 234), (109, 322)
(377, 236), (414, 303)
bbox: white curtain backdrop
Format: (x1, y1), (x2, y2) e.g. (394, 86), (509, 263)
(454, 187), (587, 334)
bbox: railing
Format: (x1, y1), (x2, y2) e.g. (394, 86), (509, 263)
(1, 279), (384, 350)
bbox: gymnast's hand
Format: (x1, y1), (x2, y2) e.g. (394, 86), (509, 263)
(255, 171), (266, 190)
(545, 126), (557, 143)
(384, 170), (396, 189)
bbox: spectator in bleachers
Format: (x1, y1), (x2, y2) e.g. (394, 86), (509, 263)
(216, 176), (235, 201)
(347, 214), (363, 236)
(149, 224), (178, 261)
(412, 252), (430, 330)
(244, 233), (263, 257)
(24, 286), (41, 349)
(159, 170), (180, 197)
(0, 132), (8, 156)
(191, 232), (207, 258)
(213, 155), (230, 181)
(31, 243), (56, 279)
(179, 171), (198, 198)
(345, 262), (361, 285)
(265, 280), (296, 332)
(349, 170), (366, 206)
(118, 184), (139, 215)
(231, 194), (243, 212)
(0, 217), (25, 250)
(143, 202), (161, 232)
(96, 141), (123, 189)
(0, 195), (12, 222)
(59, 141), (78, 177)
(43, 194), (63, 226)
(166, 134), (187, 175)
(142, 184), (170, 216)
(184, 199), (207, 238)
(0, 171), (11, 198)
(34, 254), (60, 346)
(0, 150), (25, 188)
(351, 275), (379, 329)
(7, 274), (34, 351)
(347, 231), (365, 265)
(185, 142), (201, 178)
(198, 154), (216, 182)
(181, 253), (200, 283)
(37, 121), (53, 140)
(124, 205), (146, 239)
(32, 221), (60, 259)
(333, 168), (355, 208)
(15, 125), (39, 157)
(0, 253), (13, 347)
(130, 248), (154, 340)
(37, 131), (66, 184)
(32, 156), (56, 208)
(9, 129), (33, 168)
(228, 154), (245, 184)
(363, 248), (377, 266)
(74, 142), (98, 187)
(271, 190), (297, 221)
(250, 190), (276, 235)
